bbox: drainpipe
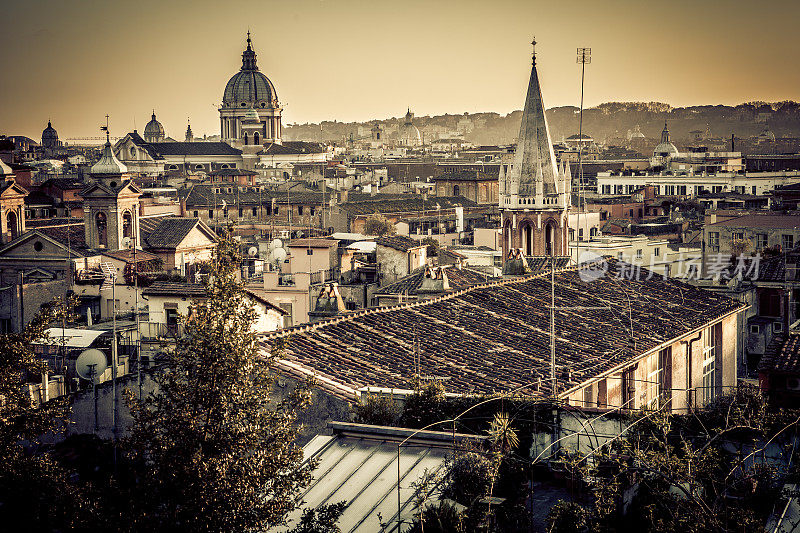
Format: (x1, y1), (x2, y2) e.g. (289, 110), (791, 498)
(683, 332), (702, 411)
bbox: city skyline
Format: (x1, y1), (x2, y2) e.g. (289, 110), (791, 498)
(2, 0), (799, 141)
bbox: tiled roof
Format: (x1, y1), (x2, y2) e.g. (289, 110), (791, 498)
(286, 238), (338, 248)
(375, 235), (425, 252)
(148, 142), (242, 156)
(36, 224), (91, 256)
(375, 266), (494, 295)
(142, 282), (207, 297)
(100, 249), (159, 264)
(263, 259), (744, 399)
(140, 217), (214, 249)
(760, 333), (800, 374)
(340, 196), (478, 216)
(209, 168), (258, 176)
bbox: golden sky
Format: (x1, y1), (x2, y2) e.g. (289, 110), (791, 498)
(2, 0), (799, 142)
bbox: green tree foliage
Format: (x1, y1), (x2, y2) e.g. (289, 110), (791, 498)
(287, 502), (347, 533)
(550, 386), (797, 532)
(353, 392), (401, 426)
(421, 236), (439, 257)
(546, 501), (589, 533)
(407, 501), (467, 533)
(364, 214), (396, 236)
(399, 378), (447, 428)
(124, 234), (318, 532)
(0, 297), (97, 530)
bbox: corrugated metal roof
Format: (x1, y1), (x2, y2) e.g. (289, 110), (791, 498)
(281, 423), (481, 533)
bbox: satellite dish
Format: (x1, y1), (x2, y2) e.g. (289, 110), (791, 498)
(248, 246), (259, 257)
(76, 349), (107, 382)
(269, 247), (287, 264)
(269, 238), (283, 252)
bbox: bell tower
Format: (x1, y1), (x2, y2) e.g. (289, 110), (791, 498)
(80, 127), (142, 251)
(499, 39), (571, 262)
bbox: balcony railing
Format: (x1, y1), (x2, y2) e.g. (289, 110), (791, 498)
(140, 322), (185, 341)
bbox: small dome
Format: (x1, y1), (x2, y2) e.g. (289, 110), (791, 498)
(242, 108), (261, 122)
(222, 34), (278, 108)
(653, 142), (679, 157)
(92, 140), (128, 175)
(144, 112), (165, 141)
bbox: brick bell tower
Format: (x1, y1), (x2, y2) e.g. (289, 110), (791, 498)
(499, 39), (571, 261)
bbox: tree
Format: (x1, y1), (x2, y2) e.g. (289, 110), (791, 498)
(421, 236), (439, 257)
(550, 385), (798, 532)
(287, 502), (347, 533)
(364, 214), (396, 236)
(124, 234), (318, 532)
(353, 392), (401, 426)
(0, 297), (97, 530)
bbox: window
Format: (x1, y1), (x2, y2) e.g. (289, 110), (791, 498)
(701, 325), (718, 405)
(774, 322), (784, 333)
(750, 324), (760, 334)
(635, 249), (643, 260)
(617, 251), (624, 260)
(646, 347), (670, 409)
(298, 206), (304, 215)
(238, 208), (243, 218)
(578, 228), (584, 241)
(782, 234), (795, 251)
(252, 206), (258, 216)
(583, 383), (595, 408)
(756, 233), (768, 250)
(209, 210), (214, 219)
(279, 303), (293, 328)
(654, 247), (660, 257)
(622, 368), (636, 409)
(732, 232), (744, 242)
(709, 231), (720, 252)
(193, 210), (199, 218)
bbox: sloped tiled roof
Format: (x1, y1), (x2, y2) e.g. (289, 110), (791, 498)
(375, 266), (494, 295)
(263, 259), (744, 399)
(140, 217), (215, 249)
(142, 282), (207, 297)
(375, 235), (425, 252)
(760, 333), (800, 374)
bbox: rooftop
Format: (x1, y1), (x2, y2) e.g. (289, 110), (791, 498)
(760, 333), (800, 374)
(263, 259), (743, 399)
(375, 235), (426, 252)
(709, 214), (800, 229)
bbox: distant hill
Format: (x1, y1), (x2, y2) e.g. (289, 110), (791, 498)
(285, 101), (800, 147)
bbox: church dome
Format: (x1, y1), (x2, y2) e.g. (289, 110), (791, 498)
(144, 112), (165, 141)
(42, 121), (60, 149)
(653, 122), (678, 157)
(223, 33), (278, 108)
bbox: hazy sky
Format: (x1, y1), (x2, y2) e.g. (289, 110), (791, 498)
(2, 0), (799, 141)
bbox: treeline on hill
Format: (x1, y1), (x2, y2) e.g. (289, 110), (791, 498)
(285, 101), (800, 146)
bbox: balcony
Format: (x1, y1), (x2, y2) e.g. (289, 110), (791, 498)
(140, 322), (184, 341)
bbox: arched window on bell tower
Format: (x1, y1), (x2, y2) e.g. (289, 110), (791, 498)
(96, 212), (108, 248)
(122, 211), (132, 239)
(244, 132), (248, 145)
(545, 221), (555, 256)
(254, 132), (260, 145)
(523, 224), (533, 256)
(6, 211), (18, 241)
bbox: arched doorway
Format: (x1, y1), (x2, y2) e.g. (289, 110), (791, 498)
(96, 212), (108, 247)
(453, 185), (460, 197)
(6, 211), (17, 241)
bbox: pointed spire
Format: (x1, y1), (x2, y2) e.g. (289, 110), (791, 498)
(661, 121), (670, 144)
(91, 123), (127, 175)
(511, 40), (560, 197)
(531, 37), (537, 65)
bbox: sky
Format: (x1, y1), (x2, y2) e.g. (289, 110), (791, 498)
(1, 0), (799, 141)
